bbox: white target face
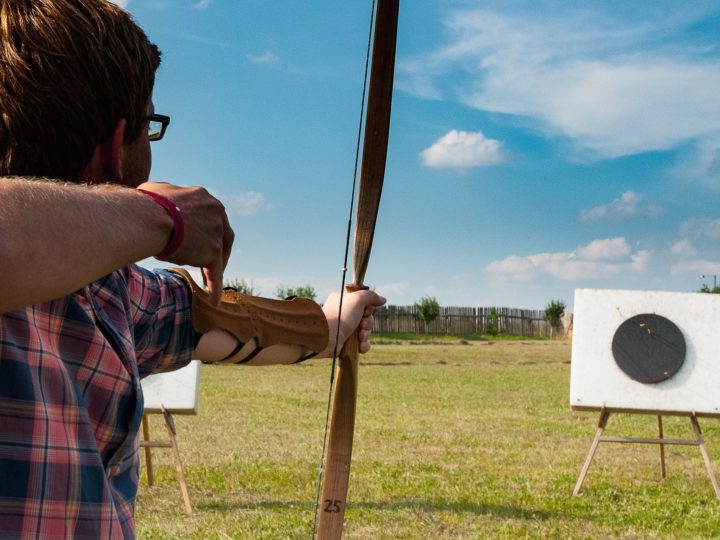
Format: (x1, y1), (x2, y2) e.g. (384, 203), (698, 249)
(570, 289), (720, 417)
(141, 360), (201, 415)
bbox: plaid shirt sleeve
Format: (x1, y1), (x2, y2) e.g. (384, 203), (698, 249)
(121, 265), (195, 377)
(0, 265), (194, 539)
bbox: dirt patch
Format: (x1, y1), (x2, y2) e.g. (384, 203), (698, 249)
(359, 361), (414, 366)
(374, 340), (472, 346)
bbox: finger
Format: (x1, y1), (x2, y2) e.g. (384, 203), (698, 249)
(203, 264), (223, 306)
(359, 315), (374, 330)
(221, 214), (234, 271)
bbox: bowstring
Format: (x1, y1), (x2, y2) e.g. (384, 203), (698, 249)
(311, 0), (377, 536)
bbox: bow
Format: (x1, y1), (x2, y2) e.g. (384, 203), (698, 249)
(316, 1), (399, 538)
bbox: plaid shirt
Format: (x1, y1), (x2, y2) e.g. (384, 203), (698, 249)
(0, 265), (194, 539)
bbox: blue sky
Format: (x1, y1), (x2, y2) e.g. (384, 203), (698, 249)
(119, 0), (720, 310)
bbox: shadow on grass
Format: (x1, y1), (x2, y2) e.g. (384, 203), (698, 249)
(195, 498), (559, 521)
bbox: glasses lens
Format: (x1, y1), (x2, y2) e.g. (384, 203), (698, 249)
(148, 120), (163, 140)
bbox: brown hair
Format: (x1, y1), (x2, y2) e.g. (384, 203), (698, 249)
(0, 0), (161, 180)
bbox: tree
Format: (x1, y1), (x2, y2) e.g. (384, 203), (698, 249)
(415, 296), (440, 333)
(544, 299), (566, 336)
(485, 309), (500, 337)
(699, 284), (720, 294)
(276, 284), (317, 301)
(223, 278), (256, 295)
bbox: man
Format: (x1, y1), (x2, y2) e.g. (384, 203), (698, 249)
(0, 1), (385, 537)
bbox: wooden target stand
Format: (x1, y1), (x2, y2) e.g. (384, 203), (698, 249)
(570, 289), (720, 499)
(139, 360), (201, 514)
(572, 407), (720, 498)
(140, 406), (193, 513)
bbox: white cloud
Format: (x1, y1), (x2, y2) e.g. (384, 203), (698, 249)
(376, 281), (409, 298)
(671, 133), (720, 190)
(216, 192), (272, 217)
(193, 0), (213, 8)
(576, 237), (631, 261)
(421, 130), (507, 169)
(670, 217), (720, 278)
(671, 259), (720, 277)
(580, 191), (662, 222)
(486, 237), (650, 281)
(402, 7), (720, 159)
(248, 51), (279, 65)
(678, 217), (720, 241)
(630, 250), (652, 272)
(486, 254), (538, 281)
(672, 239), (697, 257)
(108, 0), (130, 7)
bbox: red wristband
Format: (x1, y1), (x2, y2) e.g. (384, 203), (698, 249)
(136, 188), (185, 259)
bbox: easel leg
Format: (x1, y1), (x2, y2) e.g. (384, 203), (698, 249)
(142, 414), (154, 487)
(689, 414), (720, 500)
(162, 407), (193, 514)
(573, 408), (610, 496)
(657, 415), (666, 480)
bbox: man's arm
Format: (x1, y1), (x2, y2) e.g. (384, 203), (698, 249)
(0, 178), (233, 312)
(192, 289), (386, 364)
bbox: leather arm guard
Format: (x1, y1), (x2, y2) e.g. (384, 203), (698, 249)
(169, 267), (329, 365)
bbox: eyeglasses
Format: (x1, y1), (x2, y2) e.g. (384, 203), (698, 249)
(148, 114), (170, 141)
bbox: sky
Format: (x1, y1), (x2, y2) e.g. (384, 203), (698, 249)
(117, 0), (720, 311)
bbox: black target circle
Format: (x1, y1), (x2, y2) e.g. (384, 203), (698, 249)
(611, 313), (686, 384)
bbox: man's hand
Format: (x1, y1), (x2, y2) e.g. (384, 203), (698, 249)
(320, 289), (387, 357)
(138, 182), (234, 305)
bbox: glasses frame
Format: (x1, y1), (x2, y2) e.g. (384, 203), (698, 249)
(148, 114), (171, 141)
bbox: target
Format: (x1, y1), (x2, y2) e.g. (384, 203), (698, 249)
(142, 360), (201, 414)
(570, 289), (720, 417)
(611, 313), (686, 384)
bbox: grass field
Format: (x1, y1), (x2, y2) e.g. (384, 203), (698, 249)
(135, 339), (720, 539)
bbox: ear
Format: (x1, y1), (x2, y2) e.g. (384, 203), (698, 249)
(80, 119), (127, 184)
(104, 119), (127, 182)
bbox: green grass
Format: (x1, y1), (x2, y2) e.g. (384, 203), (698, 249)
(135, 339), (720, 539)
(374, 332), (551, 342)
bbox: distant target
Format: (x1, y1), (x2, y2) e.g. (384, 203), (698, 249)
(611, 313), (686, 384)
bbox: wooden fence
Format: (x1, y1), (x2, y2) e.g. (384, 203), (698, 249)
(373, 305), (553, 337)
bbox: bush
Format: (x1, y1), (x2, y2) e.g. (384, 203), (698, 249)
(485, 309), (499, 336)
(224, 278), (256, 295)
(276, 285), (317, 301)
(544, 299), (566, 335)
(415, 296), (440, 333)
(699, 284), (720, 294)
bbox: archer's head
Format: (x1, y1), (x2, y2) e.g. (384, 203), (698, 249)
(0, 0), (162, 185)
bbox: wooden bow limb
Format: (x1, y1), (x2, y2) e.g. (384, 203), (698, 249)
(316, 1), (399, 539)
